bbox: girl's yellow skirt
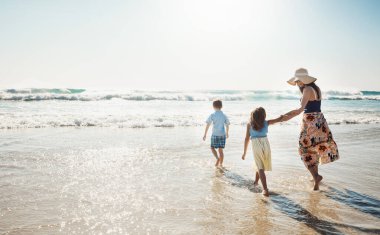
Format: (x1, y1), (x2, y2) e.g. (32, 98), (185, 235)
(251, 137), (272, 171)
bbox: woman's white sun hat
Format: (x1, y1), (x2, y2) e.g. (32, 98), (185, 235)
(287, 68), (317, 86)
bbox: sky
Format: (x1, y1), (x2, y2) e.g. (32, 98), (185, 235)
(0, 0), (379, 90)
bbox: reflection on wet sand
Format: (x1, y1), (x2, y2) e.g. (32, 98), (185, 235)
(238, 199), (272, 235)
(218, 168), (273, 234)
(201, 168), (232, 234)
(305, 191), (341, 225)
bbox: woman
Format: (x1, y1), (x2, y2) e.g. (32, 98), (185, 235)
(281, 68), (339, 190)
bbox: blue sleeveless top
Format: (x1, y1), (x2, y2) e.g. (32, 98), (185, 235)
(304, 100), (321, 113)
(304, 87), (322, 113)
(249, 121), (268, 138)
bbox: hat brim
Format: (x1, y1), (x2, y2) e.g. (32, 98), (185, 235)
(287, 76), (317, 86)
(287, 77), (297, 86)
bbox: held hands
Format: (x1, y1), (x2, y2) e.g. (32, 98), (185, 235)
(280, 114), (289, 122)
(280, 115), (284, 121)
(279, 114), (285, 122)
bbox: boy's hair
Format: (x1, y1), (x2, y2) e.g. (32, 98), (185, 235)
(250, 107), (266, 131)
(213, 100), (222, 109)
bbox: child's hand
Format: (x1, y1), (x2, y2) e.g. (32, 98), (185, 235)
(242, 153), (246, 160)
(202, 135), (206, 141)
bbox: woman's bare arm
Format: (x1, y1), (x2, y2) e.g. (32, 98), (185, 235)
(268, 116), (284, 125)
(281, 87), (312, 122)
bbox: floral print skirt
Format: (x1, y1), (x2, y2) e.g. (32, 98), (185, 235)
(299, 112), (339, 168)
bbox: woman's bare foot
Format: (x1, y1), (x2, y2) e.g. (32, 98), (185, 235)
(215, 159), (220, 167)
(313, 175), (323, 191)
(262, 189), (269, 197)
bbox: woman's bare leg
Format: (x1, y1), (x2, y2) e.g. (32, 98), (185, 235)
(308, 165), (323, 190)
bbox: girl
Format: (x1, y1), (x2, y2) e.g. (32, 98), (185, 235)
(241, 107), (283, 197)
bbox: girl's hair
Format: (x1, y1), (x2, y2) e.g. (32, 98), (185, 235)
(250, 107), (266, 131)
(298, 82), (321, 100)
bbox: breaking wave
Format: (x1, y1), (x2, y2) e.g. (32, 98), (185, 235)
(0, 89), (379, 101)
(1, 88), (379, 129)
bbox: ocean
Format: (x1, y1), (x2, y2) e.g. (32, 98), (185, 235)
(1, 89), (379, 234)
(1, 89), (380, 129)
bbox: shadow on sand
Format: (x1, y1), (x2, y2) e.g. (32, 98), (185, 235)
(220, 169), (380, 235)
(324, 187), (380, 219)
(220, 168), (261, 193)
(270, 193), (380, 234)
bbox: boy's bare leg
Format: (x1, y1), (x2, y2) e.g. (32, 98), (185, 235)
(210, 147), (219, 166)
(254, 172), (259, 186)
(258, 169), (269, 196)
(217, 148), (224, 167)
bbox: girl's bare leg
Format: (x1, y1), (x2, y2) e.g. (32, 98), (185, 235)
(258, 169), (269, 196)
(254, 172), (259, 186)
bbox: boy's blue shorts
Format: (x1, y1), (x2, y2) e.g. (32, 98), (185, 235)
(211, 135), (226, 149)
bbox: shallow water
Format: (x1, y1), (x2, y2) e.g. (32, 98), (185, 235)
(1, 125), (379, 234)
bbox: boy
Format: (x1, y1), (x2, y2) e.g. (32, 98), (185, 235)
(203, 100), (230, 167)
